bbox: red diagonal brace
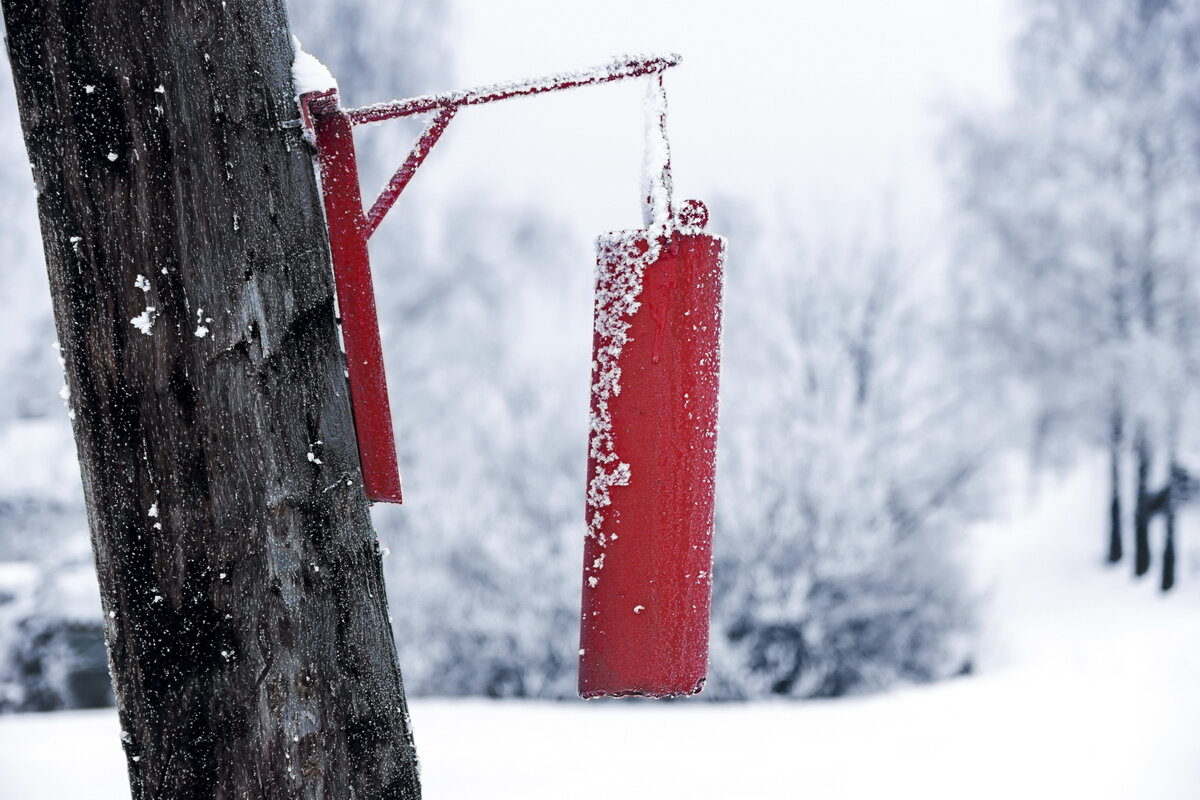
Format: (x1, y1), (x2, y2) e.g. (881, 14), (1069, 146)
(365, 106), (457, 238)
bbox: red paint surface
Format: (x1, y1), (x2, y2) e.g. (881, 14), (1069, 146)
(307, 90), (404, 504)
(579, 228), (725, 698)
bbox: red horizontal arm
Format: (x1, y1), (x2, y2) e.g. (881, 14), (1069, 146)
(345, 53), (681, 126)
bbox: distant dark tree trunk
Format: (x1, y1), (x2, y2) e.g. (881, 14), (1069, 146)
(1161, 460), (1180, 592)
(2, 1), (421, 797)
(1107, 406), (1124, 564)
(1133, 427), (1153, 577)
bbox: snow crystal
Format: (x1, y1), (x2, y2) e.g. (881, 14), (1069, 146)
(130, 308), (156, 335)
(154, 85), (165, 94)
(147, 503), (158, 518)
(84, 85), (95, 94)
(633, 605), (645, 614)
(152, 595), (163, 604)
(193, 307), (212, 338)
(106, 152), (117, 162)
(291, 37), (338, 96)
(587, 576), (599, 588)
(131, 278), (158, 333)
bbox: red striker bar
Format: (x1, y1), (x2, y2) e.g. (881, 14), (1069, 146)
(306, 90), (404, 504)
(579, 210), (725, 698)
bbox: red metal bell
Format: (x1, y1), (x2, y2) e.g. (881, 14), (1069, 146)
(579, 205), (725, 699)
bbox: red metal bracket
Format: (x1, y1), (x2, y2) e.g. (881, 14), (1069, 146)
(300, 54), (680, 504)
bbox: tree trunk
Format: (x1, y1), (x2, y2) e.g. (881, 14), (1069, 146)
(1161, 463), (1178, 592)
(1133, 426), (1153, 578)
(3, 2), (421, 797)
(1107, 405), (1124, 564)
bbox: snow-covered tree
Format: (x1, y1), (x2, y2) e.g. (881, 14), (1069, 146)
(709, 207), (984, 698)
(945, 0), (1200, 589)
(378, 200), (591, 697)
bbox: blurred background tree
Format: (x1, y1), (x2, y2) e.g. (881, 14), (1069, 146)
(945, 0), (1200, 591)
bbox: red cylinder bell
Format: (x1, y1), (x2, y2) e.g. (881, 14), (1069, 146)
(579, 207), (725, 699)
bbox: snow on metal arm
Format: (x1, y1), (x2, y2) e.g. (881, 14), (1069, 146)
(344, 53), (681, 126)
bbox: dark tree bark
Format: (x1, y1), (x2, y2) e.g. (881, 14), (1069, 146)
(1107, 406), (1124, 564)
(3, 2), (420, 797)
(1133, 427), (1153, 578)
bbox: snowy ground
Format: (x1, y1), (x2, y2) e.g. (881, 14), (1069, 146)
(1, 461), (1197, 799)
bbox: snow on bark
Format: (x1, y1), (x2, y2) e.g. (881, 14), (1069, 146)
(129, 308), (156, 335)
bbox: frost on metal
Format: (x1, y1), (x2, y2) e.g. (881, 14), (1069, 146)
(584, 72), (679, 564)
(345, 53), (680, 126)
(642, 74), (673, 229)
(585, 230), (663, 565)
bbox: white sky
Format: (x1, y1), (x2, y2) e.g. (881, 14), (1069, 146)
(405, 0), (1016, 243)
